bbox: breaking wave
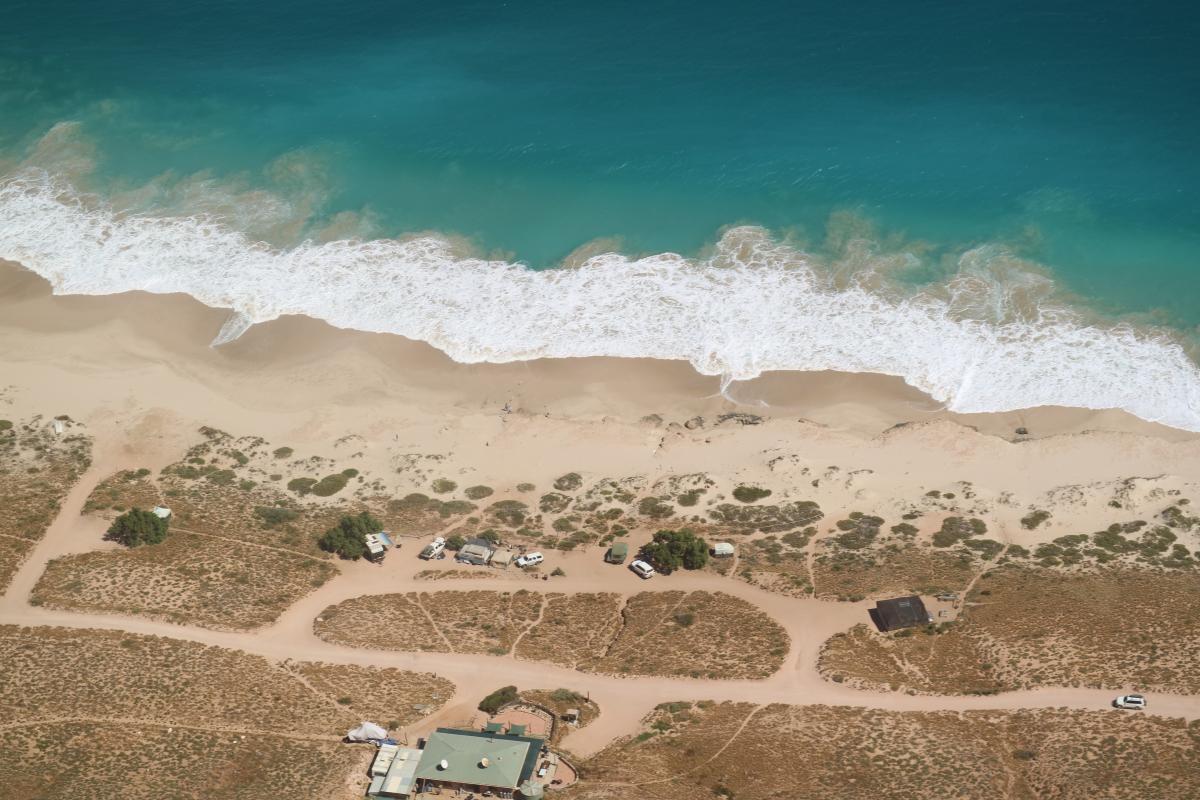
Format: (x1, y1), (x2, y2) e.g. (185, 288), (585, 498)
(3, 169), (1199, 432)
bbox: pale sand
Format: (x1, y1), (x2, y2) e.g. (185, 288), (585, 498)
(2, 258), (1200, 757)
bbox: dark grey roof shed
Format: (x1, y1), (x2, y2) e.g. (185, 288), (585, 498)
(870, 595), (931, 631)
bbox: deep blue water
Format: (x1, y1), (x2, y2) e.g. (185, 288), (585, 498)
(2, 0), (1199, 324)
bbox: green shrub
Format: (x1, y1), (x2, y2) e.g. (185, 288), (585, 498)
(641, 528), (708, 573)
(310, 473), (349, 497)
(1020, 509), (1051, 529)
(254, 506), (300, 527)
(732, 485), (772, 503)
(465, 485), (494, 500)
(207, 469), (237, 486)
(341, 468), (359, 478)
(516, 482), (535, 492)
(553, 472), (583, 491)
(445, 534), (466, 551)
(273, 447), (293, 459)
(318, 512), (382, 560)
(227, 450), (250, 466)
(932, 516), (987, 547)
(489, 500), (528, 527)
(638, 496), (675, 519)
(106, 508), (169, 547)
(833, 514), (883, 549)
(431, 478), (458, 494)
(0, 420), (12, 431)
(677, 489), (704, 507)
(287, 477), (317, 495)
(539, 493), (571, 514)
(478, 685), (518, 714)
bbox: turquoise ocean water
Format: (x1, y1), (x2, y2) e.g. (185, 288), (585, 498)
(2, 1), (1199, 427)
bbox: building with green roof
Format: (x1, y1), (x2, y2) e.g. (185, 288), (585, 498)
(413, 728), (543, 798)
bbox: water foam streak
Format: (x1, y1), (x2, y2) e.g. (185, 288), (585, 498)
(3, 170), (1199, 431)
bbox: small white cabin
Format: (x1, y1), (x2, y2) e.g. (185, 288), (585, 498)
(152, 506), (172, 520)
(711, 541), (735, 558)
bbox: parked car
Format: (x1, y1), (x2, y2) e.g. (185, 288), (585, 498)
(605, 541), (629, 564)
(419, 537), (446, 560)
(515, 551), (544, 568)
(629, 559), (656, 579)
(1112, 694), (1146, 710)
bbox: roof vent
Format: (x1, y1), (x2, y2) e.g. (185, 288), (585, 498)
(438, 759), (449, 770)
(480, 757), (490, 768)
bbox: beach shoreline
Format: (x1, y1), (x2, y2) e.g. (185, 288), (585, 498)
(2, 258), (1193, 445)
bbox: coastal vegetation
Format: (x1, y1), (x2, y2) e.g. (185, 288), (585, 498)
(317, 590), (787, 679)
(641, 528), (709, 573)
(317, 512), (382, 560)
(106, 508), (169, 547)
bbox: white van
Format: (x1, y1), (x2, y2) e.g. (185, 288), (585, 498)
(515, 551), (544, 568)
(419, 537), (446, 560)
(630, 559), (656, 579)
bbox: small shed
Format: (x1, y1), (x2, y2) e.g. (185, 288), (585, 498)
(491, 548), (516, 569)
(605, 542), (629, 564)
(457, 541), (494, 566)
(710, 542), (735, 558)
(152, 506), (172, 520)
(870, 595), (932, 632)
(563, 708), (580, 724)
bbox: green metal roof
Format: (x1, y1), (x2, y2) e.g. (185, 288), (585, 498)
(484, 722), (504, 733)
(414, 728), (539, 790)
(508, 723), (527, 737)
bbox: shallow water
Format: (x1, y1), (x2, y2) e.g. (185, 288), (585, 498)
(2, 1), (1199, 428)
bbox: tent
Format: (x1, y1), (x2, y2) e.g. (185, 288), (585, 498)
(710, 542), (735, 557)
(347, 721), (388, 742)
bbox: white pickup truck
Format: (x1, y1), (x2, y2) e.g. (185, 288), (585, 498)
(419, 537), (446, 560)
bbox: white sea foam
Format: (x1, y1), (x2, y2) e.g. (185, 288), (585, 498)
(3, 169), (1199, 432)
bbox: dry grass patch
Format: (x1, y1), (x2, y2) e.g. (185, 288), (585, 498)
(0, 626), (455, 797)
(424, 589), (543, 654)
(82, 468), (159, 514)
(0, 625), (448, 736)
(32, 532), (337, 630)
(514, 593), (624, 668)
(583, 591), (788, 679)
(315, 590), (543, 655)
(315, 593), (446, 651)
(568, 704), (1200, 800)
(317, 589), (787, 679)
(0, 536), (34, 593)
(413, 568), (496, 581)
(285, 662), (454, 728)
(0, 722), (361, 800)
(812, 544), (979, 601)
(0, 418), (92, 589)
(819, 567), (1200, 694)
(734, 529), (816, 597)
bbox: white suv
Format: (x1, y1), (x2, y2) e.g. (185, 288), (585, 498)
(515, 551), (543, 568)
(1112, 694), (1146, 710)
(630, 559), (656, 579)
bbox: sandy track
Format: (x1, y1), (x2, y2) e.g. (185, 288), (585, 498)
(4, 468), (1199, 757)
